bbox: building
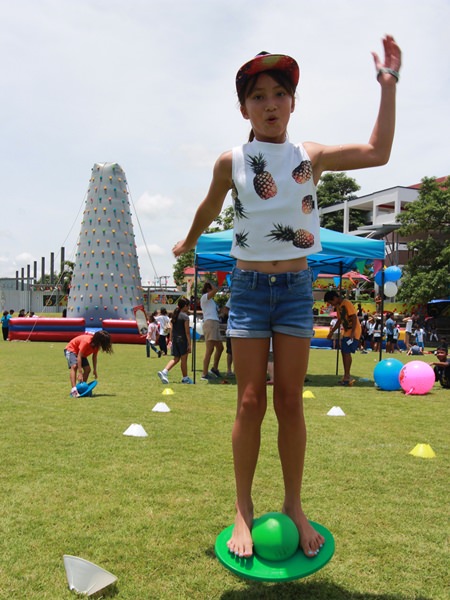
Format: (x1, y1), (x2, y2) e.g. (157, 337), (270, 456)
(318, 177), (448, 266)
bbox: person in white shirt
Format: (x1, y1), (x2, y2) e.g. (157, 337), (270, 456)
(200, 282), (224, 379)
(155, 308), (171, 356)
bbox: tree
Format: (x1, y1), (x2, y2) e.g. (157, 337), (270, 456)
(317, 172), (367, 232)
(207, 205), (234, 232)
(36, 260), (75, 293)
(396, 176), (450, 304)
(172, 205), (234, 287)
(60, 260), (75, 294)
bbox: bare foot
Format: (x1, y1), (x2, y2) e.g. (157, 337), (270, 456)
(282, 505), (325, 558)
(226, 503), (254, 557)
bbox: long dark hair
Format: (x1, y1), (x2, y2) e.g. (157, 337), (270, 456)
(172, 298), (189, 324)
(238, 69), (296, 142)
(91, 330), (113, 353)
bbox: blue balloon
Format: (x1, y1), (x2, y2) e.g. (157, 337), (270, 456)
(373, 359), (403, 391)
(384, 266), (402, 282)
(374, 271), (384, 286)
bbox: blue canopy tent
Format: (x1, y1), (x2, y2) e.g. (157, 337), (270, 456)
(192, 228), (385, 381)
(195, 227), (385, 276)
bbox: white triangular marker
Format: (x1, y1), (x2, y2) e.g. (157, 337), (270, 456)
(63, 555), (117, 596)
(327, 406), (346, 416)
(123, 423), (148, 437)
(152, 402), (171, 412)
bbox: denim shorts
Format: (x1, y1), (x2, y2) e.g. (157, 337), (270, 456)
(227, 267), (314, 339)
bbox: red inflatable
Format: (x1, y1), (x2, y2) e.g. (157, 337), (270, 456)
(8, 318), (145, 344)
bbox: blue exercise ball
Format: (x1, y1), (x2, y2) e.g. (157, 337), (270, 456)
(373, 359), (403, 391)
(384, 266), (402, 282)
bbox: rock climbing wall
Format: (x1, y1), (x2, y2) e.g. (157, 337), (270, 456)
(67, 162), (143, 326)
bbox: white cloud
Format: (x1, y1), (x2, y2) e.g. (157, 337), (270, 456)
(134, 193), (175, 218)
(136, 243), (165, 258)
(15, 253), (36, 265)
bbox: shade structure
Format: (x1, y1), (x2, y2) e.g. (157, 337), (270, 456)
(191, 227), (385, 382)
(195, 227), (385, 276)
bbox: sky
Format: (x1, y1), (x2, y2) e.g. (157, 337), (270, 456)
(1, 0), (449, 286)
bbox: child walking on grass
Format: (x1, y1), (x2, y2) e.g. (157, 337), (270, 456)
(173, 36), (401, 558)
(146, 314), (161, 358)
(157, 298), (193, 384)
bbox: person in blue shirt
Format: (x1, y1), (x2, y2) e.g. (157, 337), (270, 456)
(385, 313), (396, 353)
(1, 310), (11, 341)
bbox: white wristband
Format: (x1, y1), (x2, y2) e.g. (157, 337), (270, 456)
(377, 67), (399, 82)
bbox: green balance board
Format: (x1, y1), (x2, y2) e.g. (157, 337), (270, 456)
(215, 518), (335, 582)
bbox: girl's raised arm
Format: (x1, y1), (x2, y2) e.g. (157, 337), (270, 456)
(306, 35), (402, 182)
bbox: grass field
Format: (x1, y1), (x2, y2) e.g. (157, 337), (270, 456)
(0, 339), (448, 599)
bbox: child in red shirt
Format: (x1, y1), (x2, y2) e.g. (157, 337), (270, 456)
(64, 330), (113, 397)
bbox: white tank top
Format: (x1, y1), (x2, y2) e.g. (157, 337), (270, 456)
(231, 140), (322, 261)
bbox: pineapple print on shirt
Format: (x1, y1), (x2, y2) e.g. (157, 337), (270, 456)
(267, 224), (315, 249)
(302, 194), (315, 214)
(231, 181), (248, 220)
(230, 141), (321, 261)
(246, 153), (277, 199)
(292, 160), (313, 184)
(235, 230), (249, 248)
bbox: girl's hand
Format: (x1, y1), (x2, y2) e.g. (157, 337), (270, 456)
(372, 35), (402, 82)
(173, 239), (193, 257)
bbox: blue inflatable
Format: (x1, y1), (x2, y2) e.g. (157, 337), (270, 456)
(373, 359), (403, 391)
(384, 266), (402, 282)
(374, 271), (384, 286)
(75, 380), (98, 397)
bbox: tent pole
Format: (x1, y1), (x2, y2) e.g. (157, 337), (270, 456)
(379, 261), (385, 363)
(192, 262), (198, 384)
(335, 262), (343, 376)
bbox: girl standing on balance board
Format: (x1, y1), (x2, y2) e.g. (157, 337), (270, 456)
(173, 36), (401, 558)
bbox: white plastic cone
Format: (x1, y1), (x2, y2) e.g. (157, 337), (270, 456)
(327, 406), (346, 416)
(152, 402), (171, 413)
(123, 423), (148, 437)
(63, 555), (117, 596)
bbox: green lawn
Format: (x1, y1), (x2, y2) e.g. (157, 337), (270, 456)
(0, 340), (448, 599)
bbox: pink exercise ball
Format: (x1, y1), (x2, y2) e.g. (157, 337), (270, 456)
(399, 361), (435, 395)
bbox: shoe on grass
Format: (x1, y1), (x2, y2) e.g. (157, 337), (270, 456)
(158, 371), (169, 384)
(182, 376), (193, 384)
(338, 378), (355, 386)
(209, 368), (220, 377)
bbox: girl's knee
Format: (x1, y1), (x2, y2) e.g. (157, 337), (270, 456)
(273, 392), (304, 418)
(238, 391), (267, 421)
